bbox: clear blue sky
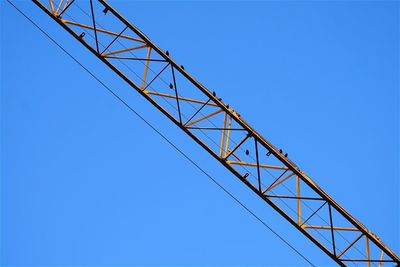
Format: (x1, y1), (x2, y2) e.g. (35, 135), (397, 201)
(1, 1), (399, 266)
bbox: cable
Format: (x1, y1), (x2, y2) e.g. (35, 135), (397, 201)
(7, 1), (317, 266)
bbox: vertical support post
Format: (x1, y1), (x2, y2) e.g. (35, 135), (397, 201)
(366, 236), (371, 267)
(224, 116), (232, 157)
(219, 113), (227, 157)
(377, 250), (385, 267)
(141, 47), (152, 90)
(296, 175), (301, 225)
(49, 0), (55, 13)
(255, 139), (261, 192)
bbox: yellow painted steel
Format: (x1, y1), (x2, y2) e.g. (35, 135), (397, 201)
(146, 91), (218, 107)
(49, 0), (54, 13)
(185, 109), (223, 127)
(296, 175), (301, 225)
(224, 116), (233, 158)
(227, 161), (288, 170)
(366, 236), (371, 267)
(219, 113), (227, 157)
(303, 226), (358, 231)
(103, 44), (148, 57)
(141, 47), (152, 90)
(378, 250), (385, 267)
(261, 172), (295, 194)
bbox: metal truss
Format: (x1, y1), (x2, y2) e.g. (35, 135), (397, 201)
(33, 1), (399, 266)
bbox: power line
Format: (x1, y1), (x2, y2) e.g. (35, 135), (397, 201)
(6, 1), (316, 266)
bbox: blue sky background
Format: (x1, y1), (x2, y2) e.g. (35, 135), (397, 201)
(1, 1), (399, 266)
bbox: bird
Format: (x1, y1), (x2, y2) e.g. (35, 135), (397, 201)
(245, 149), (249, 155)
(169, 83), (173, 89)
(166, 50), (169, 56)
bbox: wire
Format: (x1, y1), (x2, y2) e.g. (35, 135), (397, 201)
(6, 1), (317, 266)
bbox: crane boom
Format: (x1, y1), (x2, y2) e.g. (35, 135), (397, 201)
(32, 1), (399, 266)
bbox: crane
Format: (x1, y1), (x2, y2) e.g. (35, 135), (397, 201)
(30, 0), (399, 266)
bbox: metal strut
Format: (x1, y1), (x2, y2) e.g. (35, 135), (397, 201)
(33, 1), (399, 266)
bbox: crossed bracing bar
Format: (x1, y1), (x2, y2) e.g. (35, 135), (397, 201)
(35, 1), (399, 266)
